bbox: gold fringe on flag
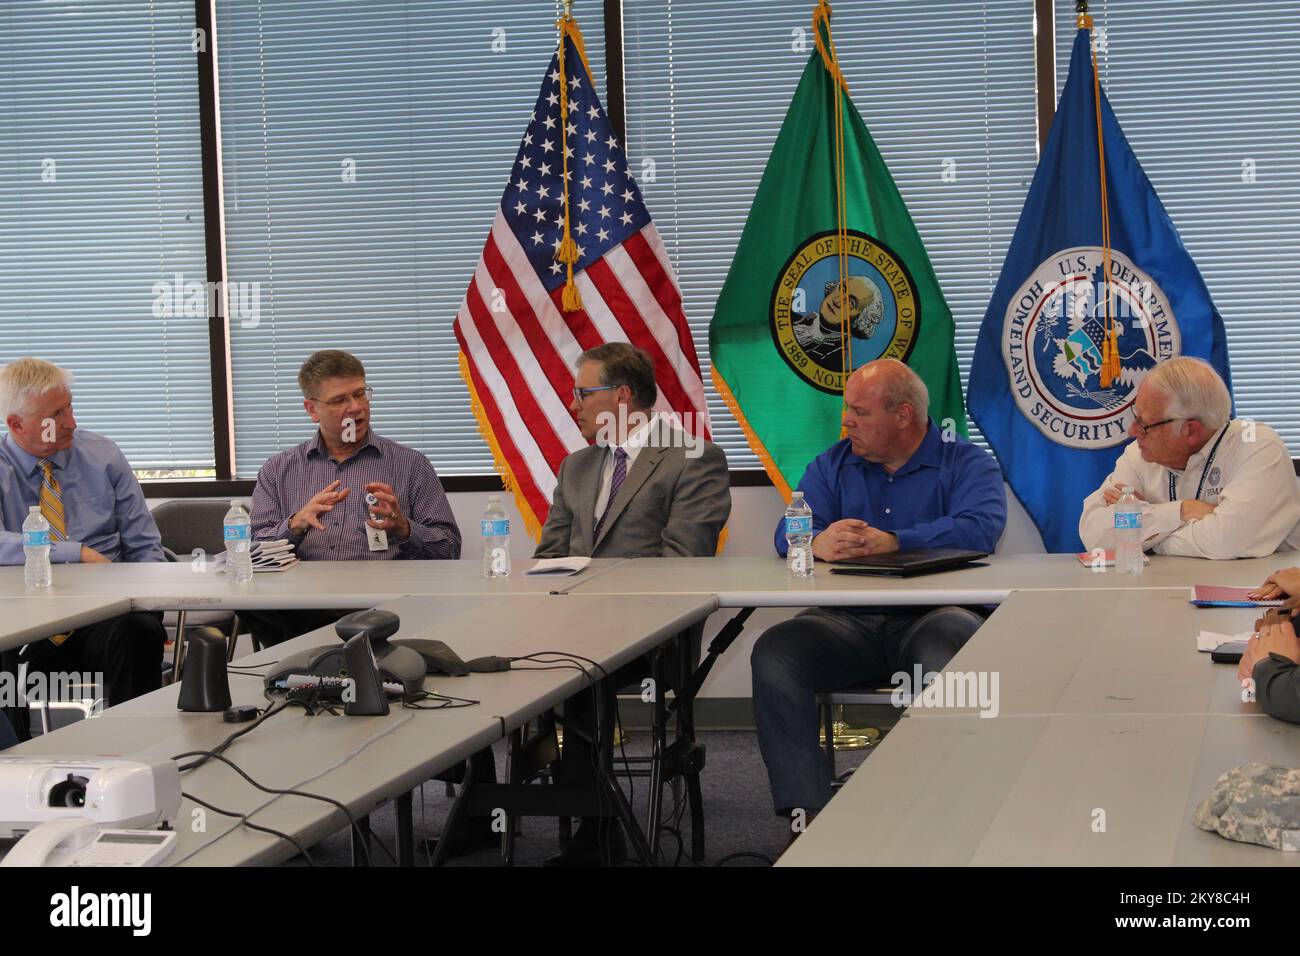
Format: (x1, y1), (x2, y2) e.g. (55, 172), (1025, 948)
(711, 365), (794, 503)
(457, 351), (545, 541)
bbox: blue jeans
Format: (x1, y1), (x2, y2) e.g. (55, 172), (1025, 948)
(751, 605), (985, 816)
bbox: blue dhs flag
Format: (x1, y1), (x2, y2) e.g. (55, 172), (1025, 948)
(967, 22), (1232, 553)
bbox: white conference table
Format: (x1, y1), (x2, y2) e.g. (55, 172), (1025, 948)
(0, 558), (630, 613)
(778, 590), (1300, 867)
(0, 596), (133, 652)
(563, 553), (1288, 606)
(13, 592), (719, 866)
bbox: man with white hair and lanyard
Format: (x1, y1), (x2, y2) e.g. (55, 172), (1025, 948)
(1079, 355), (1300, 558)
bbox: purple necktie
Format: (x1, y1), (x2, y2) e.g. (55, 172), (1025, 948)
(594, 447), (629, 538)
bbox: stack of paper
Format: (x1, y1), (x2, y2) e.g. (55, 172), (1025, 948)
(523, 556), (591, 576)
(216, 539), (299, 573)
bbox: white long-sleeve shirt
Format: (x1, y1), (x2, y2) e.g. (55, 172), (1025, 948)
(1078, 419), (1300, 560)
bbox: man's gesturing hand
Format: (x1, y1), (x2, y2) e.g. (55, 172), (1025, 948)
(289, 480), (351, 535)
(365, 482), (410, 541)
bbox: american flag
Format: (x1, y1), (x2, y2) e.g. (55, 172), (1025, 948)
(454, 29), (711, 536)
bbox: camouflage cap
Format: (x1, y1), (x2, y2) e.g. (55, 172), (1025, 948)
(1194, 763), (1300, 851)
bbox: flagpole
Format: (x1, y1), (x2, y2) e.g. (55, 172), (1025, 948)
(1077, 0), (1120, 388)
(812, 1), (853, 413)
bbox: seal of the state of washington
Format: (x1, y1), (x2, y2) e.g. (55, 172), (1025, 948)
(770, 229), (920, 394)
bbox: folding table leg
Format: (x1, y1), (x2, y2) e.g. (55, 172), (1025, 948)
(396, 791), (413, 867)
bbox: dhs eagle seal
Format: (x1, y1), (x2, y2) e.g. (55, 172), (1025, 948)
(771, 229), (920, 394)
(1002, 246), (1180, 449)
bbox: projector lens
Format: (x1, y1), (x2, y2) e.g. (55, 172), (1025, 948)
(49, 774), (89, 808)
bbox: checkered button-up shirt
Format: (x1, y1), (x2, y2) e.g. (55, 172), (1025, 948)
(250, 430), (460, 561)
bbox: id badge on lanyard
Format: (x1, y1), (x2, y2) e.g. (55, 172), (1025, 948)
(365, 492), (388, 551)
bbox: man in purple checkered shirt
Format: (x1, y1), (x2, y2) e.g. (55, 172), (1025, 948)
(243, 350), (460, 647)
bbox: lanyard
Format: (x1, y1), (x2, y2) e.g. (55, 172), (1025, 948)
(1168, 424), (1229, 502)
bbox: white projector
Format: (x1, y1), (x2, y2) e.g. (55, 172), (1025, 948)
(0, 757), (181, 838)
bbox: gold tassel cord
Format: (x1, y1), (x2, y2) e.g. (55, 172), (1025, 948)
(555, 12), (589, 313)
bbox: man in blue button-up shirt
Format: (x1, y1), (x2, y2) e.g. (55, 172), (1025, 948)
(0, 358), (167, 718)
(752, 359), (1007, 832)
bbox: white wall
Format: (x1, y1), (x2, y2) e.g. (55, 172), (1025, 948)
(152, 483), (1045, 698)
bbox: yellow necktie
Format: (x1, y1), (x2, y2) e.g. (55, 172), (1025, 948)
(38, 459), (67, 541)
(37, 459), (70, 646)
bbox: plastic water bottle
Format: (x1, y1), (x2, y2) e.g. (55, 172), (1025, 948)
(1114, 488), (1144, 575)
(223, 500), (254, 585)
(23, 506), (51, 589)
(784, 491), (814, 577)
(482, 495), (511, 578)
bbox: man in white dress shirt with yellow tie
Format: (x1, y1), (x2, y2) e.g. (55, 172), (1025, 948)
(1079, 356), (1300, 559)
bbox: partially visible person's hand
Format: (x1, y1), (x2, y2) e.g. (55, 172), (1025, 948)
(79, 546), (110, 564)
(1239, 616), (1300, 682)
(1248, 567), (1300, 601)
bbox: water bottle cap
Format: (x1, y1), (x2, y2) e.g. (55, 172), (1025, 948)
(230, 499), (242, 507)
(28, 505), (39, 513)
(791, 491), (804, 500)
(488, 494), (501, 502)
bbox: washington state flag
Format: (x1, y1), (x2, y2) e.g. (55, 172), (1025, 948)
(709, 11), (965, 497)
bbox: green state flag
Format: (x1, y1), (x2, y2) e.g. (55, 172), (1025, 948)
(709, 18), (966, 498)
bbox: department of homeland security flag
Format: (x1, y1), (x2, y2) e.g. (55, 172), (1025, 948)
(454, 18), (711, 538)
(967, 20), (1232, 553)
(709, 4), (966, 498)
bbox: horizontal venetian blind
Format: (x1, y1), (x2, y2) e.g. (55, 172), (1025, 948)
(216, 0), (605, 476)
(0, 0), (212, 471)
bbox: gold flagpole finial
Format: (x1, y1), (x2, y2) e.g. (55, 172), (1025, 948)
(562, 0), (574, 21)
(1076, 0), (1093, 30)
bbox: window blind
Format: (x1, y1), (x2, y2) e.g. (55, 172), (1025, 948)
(216, 0), (605, 476)
(0, 0), (212, 472)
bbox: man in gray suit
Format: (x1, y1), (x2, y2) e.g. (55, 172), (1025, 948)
(537, 342), (730, 865)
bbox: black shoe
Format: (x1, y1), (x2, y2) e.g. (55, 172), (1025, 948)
(423, 816), (500, 860)
(544, 819), (627, 867)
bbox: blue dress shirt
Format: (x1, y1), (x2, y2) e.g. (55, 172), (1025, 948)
(0, 431), (165, 564)
(774, 421), (1007, 556)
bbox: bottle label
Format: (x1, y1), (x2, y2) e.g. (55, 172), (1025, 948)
(482, 519), (510, 537)
(23, 530), (49, 547)
(1113, 512), (1142, 531)
(785, 516), (812, 535)
(223, 524), (251, 542)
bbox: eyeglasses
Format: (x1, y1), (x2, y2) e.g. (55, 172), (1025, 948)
(1132, 415), (1179, 436)
(572, 384), (618, 403)
(312, 386), (374, 410)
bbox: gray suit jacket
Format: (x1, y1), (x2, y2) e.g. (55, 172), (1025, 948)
(535, 433), (731, 559)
